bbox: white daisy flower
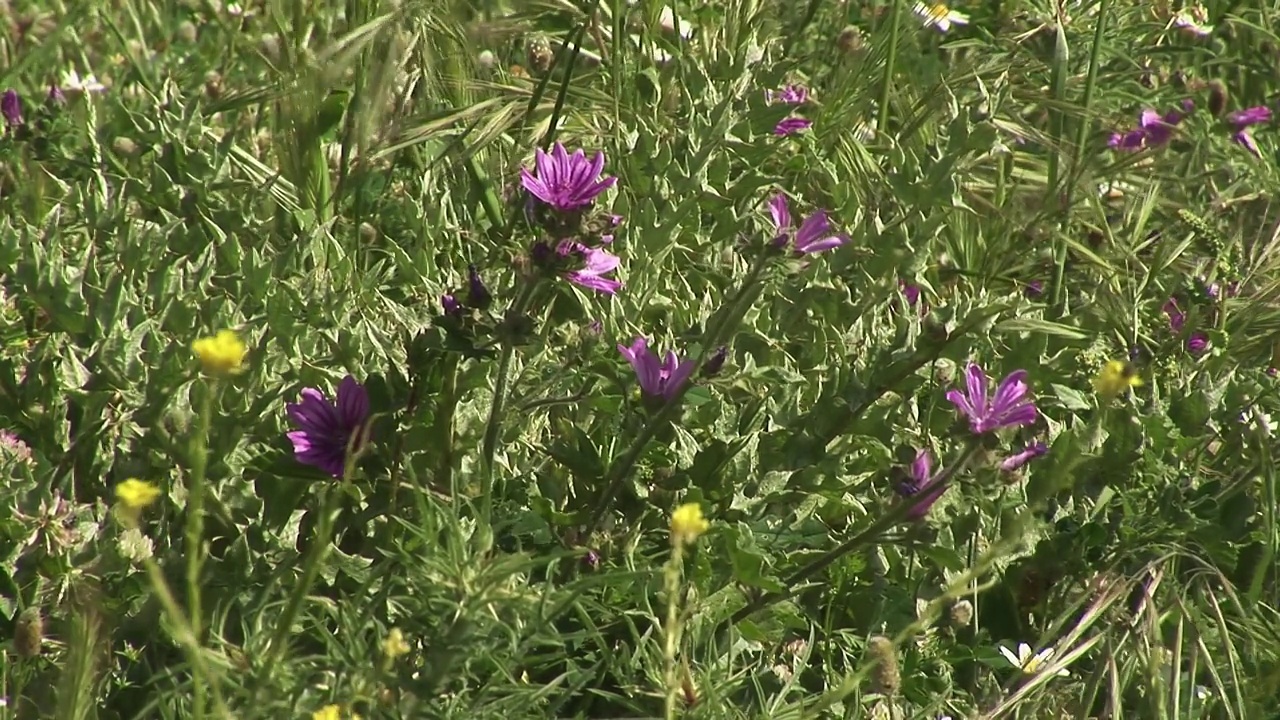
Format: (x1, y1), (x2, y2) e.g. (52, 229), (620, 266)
(914, 2), (969, 32)
(62, 68), (106, 94)
(999, 642), (1071, 677)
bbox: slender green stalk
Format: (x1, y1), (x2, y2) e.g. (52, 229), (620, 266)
(662, 542), (684, 720)
(185, 379), (218, 720)
(262, 430), (367, 667)
(876, 0), (905, 135)
(479, 277), (542, 516)
(587, 249), (772, 532)
(725, 439), (984, 627)
(1045, 10), (1072, 314)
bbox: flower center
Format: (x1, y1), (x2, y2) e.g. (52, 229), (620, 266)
(926, 3), (951, 20)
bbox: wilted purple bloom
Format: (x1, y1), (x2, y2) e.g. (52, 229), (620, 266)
(897, 449), (948, 520)
(702, 346), (728, 377)
(767, 193), (849, 254)
(583, 549), (601, 570)
(946, 363), (1038, 434)
(1187, 334), (1209, 355)
(766, 84), (808, 105)
(564, 244), (621, 294)
(441, 294), (462, 317)
(466, 264), (491, 309)
(774, 117), (813, 136)
(286, 376), (371, 478)
(1, 90), (21, 127)
(618, 337), (697, 401)
(1024, 280), (1045, 299)
(1000, 442), (1048, 472)
(1109, 104), (1190, 151)
(520, 142), (616, 212)
(46, 85), (65, 107)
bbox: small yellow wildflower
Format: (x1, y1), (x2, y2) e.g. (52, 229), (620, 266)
(1093, 360), (1143, 401)
(670, 503), (709, 546)
(382, 627), (410, 659)
(912, 2), (969, 32)
(191, 329), (247, 376)
(115, 478), (161, 511)
(312, 706), (360, 720)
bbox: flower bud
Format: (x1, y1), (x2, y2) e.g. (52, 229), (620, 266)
(1207, 80), (1228, 117)
(14, 606), (44, 657)
(866, 635), (900, 696)
(466, 264), (492, 310)
(526, 34), (554, 74)
(949, 599), (974, 628)
(701, 346), (727, 377)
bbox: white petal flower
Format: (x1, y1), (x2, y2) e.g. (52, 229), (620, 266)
(1000, 642), (1070, 676)
(62, 68), (106, 94)
(913, 2), (969, 32)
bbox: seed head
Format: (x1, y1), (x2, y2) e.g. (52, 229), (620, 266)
(866, 635), (900, 696)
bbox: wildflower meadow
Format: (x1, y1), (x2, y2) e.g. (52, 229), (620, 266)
(4, 0), (1280, 717)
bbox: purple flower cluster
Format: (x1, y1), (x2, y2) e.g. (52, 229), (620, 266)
(766, 84), (813, 136)
(1163, 298), (1210, 356)
(895, 363), (1044, 520)
(1108, 101), (1194, 151)
(521, 142), (623, 295)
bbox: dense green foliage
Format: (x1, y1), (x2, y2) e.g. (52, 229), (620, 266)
(3, 0), (1280, 718)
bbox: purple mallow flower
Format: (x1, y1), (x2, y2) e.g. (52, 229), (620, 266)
(897, 449), (948, 520)
(1163, 298), (1185, 332)
(900, 280), (921, 308)
(1109, 102), (1193, 151)
(1228, 105), (1271, 157)
(1187, 333), (1209, 355)
(767, 193), (849, 254)
(1, 90), (21, 127)
(774, 117), (813, 136)
(441, 294), (462, 317)
(520, 142), (616, 212)
(946, 363), (1038, 434)
(1000, 442), (1048, 472)
(286, 375), (371, 478)
(766, 84), (808, 105)
(565, 244), (621, 294)
(618, 337), (697, 401)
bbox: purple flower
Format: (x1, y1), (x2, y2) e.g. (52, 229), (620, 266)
(1, 90), (21, 127)
(583, 549), (601, 570)
(900, 280), (921, 308)
(946, 363), (1038, 434)
(286, 376), (371, 478)
(774, 117), (813, 136)
(766, 84), (808, 105)
(1, 429), (32, 462)
(1000, 442), (1048, 472)
(1187, 333), (1209, 355)
(1233, 130), (1261, 157)
(519, 142), (616, 212)
(1109, 104), (1190, 151)
(896, 450), (948, 520)
(1024, 280), (1045, 299)
(564, 244), (622, 295)
(466, 264), (491, 309)
(1228, 106), (1271, 128)
(617, 337), (697, 401)
(46, 85), (64, 107)
(767, 193), (849, 254)
(442, 294), (462, 316)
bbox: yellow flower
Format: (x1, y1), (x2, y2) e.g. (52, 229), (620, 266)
(191, 329), (247, 376)
(312, 706), (360, 720)
(115, 478), (161, 510)
(670, 503), (709, 546)
(382, 627), (410, 659)
(1093, 360), (1143, 400)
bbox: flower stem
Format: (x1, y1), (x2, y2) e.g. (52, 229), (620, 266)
(876, 0), (904, 134)
(662, 542), (684, 720)
(587, 249), (772, 532)
(724, 438), (984, 627)
(186, 378), (217, 720)
(480, 275), (541, 518)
